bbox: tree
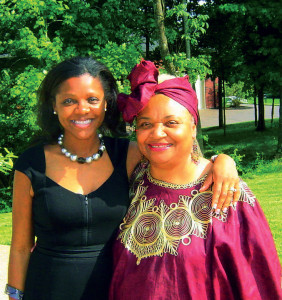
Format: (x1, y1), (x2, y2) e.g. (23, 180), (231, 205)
(277, 90), (282, 157)
(0, 0), (143, 153)
(153, 0), (176, 74)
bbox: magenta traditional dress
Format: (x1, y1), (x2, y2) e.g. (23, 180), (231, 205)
(109, 163), (281, 300)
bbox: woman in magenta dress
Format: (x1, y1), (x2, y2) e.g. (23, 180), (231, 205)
(109, 60), (281, 300)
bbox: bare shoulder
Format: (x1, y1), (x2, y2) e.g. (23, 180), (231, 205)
(126, 141), (142, 178)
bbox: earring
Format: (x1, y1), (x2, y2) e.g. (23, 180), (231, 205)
(53, 111), (57, 115)
(191, 139), (202, 165)
(140, 155), (148, 168)
(105, 108), (107, 112)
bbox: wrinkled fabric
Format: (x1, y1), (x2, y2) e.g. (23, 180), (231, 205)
(117, 60), (198, 124)
(109, 164), (281, 300)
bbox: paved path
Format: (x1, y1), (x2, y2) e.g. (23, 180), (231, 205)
(0, 104), (279, 299)
(199, 104), (279, 128)
(0, 245), (9, 300)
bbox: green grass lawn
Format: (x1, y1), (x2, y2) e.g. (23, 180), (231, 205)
(242, 172), (282, 262)
(247, 98), (280, 106)
(0, 212), (12, 245)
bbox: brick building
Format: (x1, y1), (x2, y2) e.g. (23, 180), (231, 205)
(195, 77), (219, 109)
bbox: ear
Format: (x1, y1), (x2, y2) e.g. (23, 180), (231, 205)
(191, 123), (197, 139)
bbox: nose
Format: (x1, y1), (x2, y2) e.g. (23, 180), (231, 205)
(151, 123), (167, 138)
(76, 100), (90, 113)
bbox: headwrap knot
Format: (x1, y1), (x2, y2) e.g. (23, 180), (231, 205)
(117, 60), (198, 124)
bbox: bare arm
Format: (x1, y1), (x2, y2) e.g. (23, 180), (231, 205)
(126, 141), (142, 179)
(200, 154), (240, 213)
(8, 171), (35, 294)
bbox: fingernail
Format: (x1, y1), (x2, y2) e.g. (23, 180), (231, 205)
(215, 209), (220, 215)
(222, 207), (228, 214)
(212, 204), (217, 210)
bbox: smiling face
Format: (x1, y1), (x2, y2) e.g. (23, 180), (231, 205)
(136, 94), (196, 168)
(53, 74), (106, 142)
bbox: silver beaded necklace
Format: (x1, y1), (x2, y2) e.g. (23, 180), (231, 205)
(57, 133), (106, 164)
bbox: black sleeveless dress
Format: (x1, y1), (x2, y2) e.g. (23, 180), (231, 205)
(14, 137), (130, 300)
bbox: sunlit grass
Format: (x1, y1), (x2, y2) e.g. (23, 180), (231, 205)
(0, 212), (12, 245)
(243, 173), (282, 262)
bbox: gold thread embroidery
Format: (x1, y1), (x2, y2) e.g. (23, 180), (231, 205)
(122, 168), (255, 264)
(118, 185), (216, 265)
(238, 180), (256, 207)
(146, 167), (207, 190)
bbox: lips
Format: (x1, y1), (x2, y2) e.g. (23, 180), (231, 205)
(148, 143), (172, 151)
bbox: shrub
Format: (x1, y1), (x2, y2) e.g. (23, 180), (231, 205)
(0, 187), (12, 213)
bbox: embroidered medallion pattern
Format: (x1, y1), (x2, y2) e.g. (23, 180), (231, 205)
(119, 167), (255, 265)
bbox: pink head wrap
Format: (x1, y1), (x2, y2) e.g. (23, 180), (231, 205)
(117, 60), (199, 124)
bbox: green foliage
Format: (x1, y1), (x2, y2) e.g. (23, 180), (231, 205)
(0, 0), (145, 155)
(0, 187), (12, 213)
(225, 81), (249, 99)
(167, 4), (209, 46)
(0, 148), (17, 175)
(0, 66), (44, 152)
(229, 148), (245, 174)
(166, 53), (211, 82)
(206, 1), (282, 90)
(95, 42), (142, 91)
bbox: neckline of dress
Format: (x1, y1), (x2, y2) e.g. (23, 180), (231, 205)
(145, 166), (207, 190)
(42, 137), (115, 196)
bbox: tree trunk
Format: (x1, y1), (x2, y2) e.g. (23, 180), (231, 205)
(271, 97), (275, 126)
(256, 87), (265, 131)
(218, 77), (223, 127)
(223, 79), (226, 135)
(253, 86), (257, 126)
(182, 0), (191, 59)
(153, 0), (176, 74)
(145, 33), (150, 59)
(276, 88), (282, 156)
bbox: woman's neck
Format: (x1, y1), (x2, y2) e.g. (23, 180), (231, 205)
(62, 134), (101, 158)
(149, 157), (211, 185)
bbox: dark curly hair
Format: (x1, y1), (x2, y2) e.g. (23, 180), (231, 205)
(37, 56), (124, 143)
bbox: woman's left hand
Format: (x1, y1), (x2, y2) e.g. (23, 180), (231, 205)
(200, 154), (240, 213)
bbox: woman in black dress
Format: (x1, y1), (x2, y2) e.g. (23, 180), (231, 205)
(6, 57), (239, 300)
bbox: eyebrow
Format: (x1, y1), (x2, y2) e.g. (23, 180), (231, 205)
(57, 93), (102, 99)
(137, 115), (180, 120)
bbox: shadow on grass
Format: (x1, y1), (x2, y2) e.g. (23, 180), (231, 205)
(203, 119), (279, 165)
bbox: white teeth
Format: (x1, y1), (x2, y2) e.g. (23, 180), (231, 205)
(72, 119), (92, 124)
(151, 144), (171, 148)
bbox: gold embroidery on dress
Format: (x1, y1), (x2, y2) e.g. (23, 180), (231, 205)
(121, 167), (254, 264)
(118, 183), (217, 265)
(238, 180), (256, 207)
(146, 167), (207, 189)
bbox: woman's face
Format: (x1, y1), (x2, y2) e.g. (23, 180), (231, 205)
(136, 94), (196, 168)
(54, 74), (107, 141)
